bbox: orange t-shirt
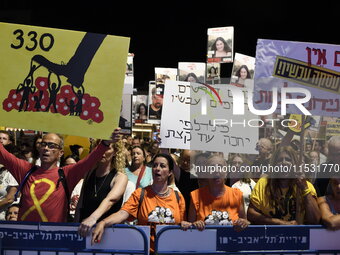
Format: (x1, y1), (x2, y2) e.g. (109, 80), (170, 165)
(121, 186), (186, 253)
(190, 185), (242, 225)
(121, 186), (186, 224)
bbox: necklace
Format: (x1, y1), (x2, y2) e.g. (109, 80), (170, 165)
(152, 186), (170, 197)
(94, 172), (110, 197)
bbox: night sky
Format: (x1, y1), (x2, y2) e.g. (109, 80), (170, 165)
(1, 1), (339, 92)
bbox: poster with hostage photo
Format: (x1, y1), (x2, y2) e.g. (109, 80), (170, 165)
(133, 94), (148, 124)
(178, 62), (206, 83)
(148, 206), (175, 224)
(231, 53), (255, 88)
(155, 67), (177, 84)
(148, 82), (164, 123)
(206, 63), (221, 82)
(123, 53), (134, 95)
(204, 210), (233, 225)
(207, 26), (234, 63)
(118, 94), (132, 134)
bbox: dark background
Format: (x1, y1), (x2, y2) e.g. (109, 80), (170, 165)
(1, 1), (338, 92)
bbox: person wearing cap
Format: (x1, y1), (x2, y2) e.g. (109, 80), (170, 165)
(148, 85), (164, 120)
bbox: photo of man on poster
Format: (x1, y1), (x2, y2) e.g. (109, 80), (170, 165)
(148, 83), (164, 121)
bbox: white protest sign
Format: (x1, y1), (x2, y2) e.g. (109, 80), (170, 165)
(160, 80), (259, 153)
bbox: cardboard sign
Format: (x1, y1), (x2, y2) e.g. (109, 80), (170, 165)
(0, 22), (129, 139)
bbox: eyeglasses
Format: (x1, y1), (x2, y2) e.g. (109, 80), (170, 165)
(40, 142), (61, 150)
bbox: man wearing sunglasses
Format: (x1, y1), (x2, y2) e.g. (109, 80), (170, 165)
(0, 129), (121, 223)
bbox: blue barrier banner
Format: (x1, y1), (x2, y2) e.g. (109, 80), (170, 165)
(0, 225), (85, 250)
(216, 226), (309, 251)
(0, 222), (150, 255)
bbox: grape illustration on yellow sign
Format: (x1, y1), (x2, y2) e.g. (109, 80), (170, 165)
(0, 22), (130, 139)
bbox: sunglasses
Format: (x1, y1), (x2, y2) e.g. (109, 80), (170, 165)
(40, 142), (61, 149)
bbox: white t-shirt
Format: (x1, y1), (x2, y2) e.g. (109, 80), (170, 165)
(0, 168), (18, 220)
(232, 179), (256, 213)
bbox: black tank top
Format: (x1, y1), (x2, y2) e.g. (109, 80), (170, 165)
(79, 169), (123, 222)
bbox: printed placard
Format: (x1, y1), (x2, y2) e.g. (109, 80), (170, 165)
(0, 22), (129, 139)
(207, 26), (234, 63)
(254, 39), (340, 117)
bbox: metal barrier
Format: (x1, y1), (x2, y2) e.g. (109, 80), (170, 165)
(155, 225), (340, 255)
(0, 222), (150, 255)
(2, 223), (340, 255)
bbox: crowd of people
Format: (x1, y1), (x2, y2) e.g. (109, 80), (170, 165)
(0, 128), (339, 252)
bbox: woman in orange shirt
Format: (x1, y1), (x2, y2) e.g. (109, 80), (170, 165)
(181, 154), (249, 231)
(91, 153), (185, 252)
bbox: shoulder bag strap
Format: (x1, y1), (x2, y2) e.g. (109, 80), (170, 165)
(135, 165), (146, 189)
(57, 167), (70, 203)
(14, 165), (38, 200)
(137, 188), (145, 219)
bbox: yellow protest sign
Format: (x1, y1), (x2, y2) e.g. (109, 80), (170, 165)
(0, 22), (130, 139)
(63, 135), (91, 159)
(288, 114), (311, 133)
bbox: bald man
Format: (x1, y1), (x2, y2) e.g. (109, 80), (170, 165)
(251, 138), (273, 180)
(0, 129), (120, 222)
(175, 150), (199, 214)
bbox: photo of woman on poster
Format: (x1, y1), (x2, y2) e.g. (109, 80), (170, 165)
(231, 53), (255, 88)
(184, 72), (199, 83)
(136, 103), (148, 121)
(132, 95), (148, 124)
(206, 63), (220, 81)
(210, 37), (231, 58)
(234, 65), (251, 85)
